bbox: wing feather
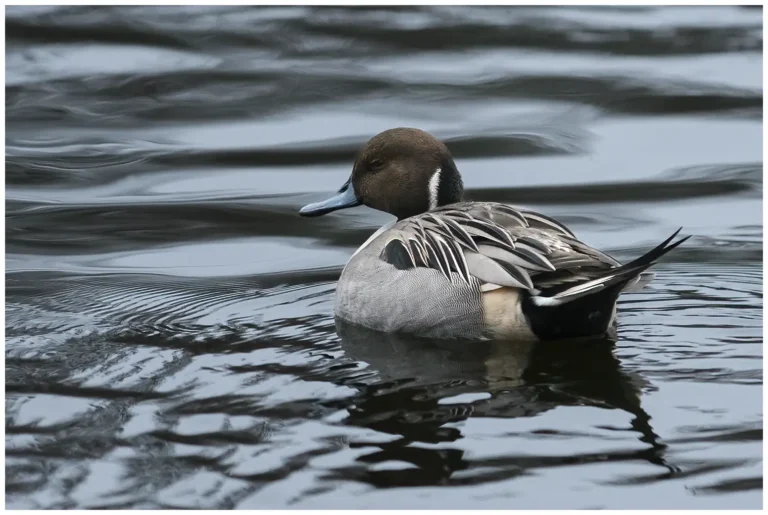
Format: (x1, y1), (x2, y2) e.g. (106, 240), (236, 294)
(464, 251), (533, 289)
(379, 202), (627, 294)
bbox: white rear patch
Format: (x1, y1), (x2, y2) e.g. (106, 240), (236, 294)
(428, 167), (441, 210)
(530, 295), (565, 307)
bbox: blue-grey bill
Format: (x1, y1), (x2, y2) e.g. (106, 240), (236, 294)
(299, 178), (362, 217)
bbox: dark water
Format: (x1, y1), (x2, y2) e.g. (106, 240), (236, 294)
(5, 5), (763, 509)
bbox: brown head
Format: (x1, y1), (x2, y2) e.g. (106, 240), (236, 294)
(299, 128), (464, 220)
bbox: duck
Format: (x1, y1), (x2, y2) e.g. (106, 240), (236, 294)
(299, 128), (688, 341)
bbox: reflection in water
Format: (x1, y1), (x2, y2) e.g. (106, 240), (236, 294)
(335, 321), (675, 487)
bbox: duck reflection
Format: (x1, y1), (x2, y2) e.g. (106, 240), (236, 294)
(333, 320), (675, 487)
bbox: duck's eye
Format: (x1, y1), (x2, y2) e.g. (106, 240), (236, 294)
(369, 159), (384, 170)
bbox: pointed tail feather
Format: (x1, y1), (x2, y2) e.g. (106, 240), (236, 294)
(620, 227), (690, 270)
(531, 229), (689, 307)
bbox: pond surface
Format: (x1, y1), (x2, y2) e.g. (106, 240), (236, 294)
(5, 5), (763, 509)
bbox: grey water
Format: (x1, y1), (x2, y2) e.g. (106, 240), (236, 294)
(5, 5), (763, 509)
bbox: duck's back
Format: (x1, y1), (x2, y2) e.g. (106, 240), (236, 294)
(334, 201), (578, 339)
(333, 201), (684, 341)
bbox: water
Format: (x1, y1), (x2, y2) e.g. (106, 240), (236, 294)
(5, 5), (762, 509)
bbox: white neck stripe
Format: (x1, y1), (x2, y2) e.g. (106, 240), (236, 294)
(428, 167), (441, 211)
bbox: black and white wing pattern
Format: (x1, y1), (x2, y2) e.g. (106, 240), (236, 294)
(379, 201), (620, 291)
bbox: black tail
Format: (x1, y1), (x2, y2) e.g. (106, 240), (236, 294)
(617, 227), (690, 273)
(522, 229), (689, 340)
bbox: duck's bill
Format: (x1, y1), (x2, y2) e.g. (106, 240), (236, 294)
(299, 178), (362, 217)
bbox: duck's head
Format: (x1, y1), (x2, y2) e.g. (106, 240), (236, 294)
(299, 127), (464, 220)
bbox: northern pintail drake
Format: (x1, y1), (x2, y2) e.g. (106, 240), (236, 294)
(299, 128), (688, 341)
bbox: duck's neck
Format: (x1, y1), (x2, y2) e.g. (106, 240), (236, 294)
(429, 158), (464, 211)
(394, 159), (465, 221)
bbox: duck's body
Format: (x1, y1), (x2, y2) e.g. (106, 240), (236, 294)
(300, 128), (688, 341)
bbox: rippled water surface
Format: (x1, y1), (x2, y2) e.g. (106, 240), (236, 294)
(5, 5), (763, 509)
